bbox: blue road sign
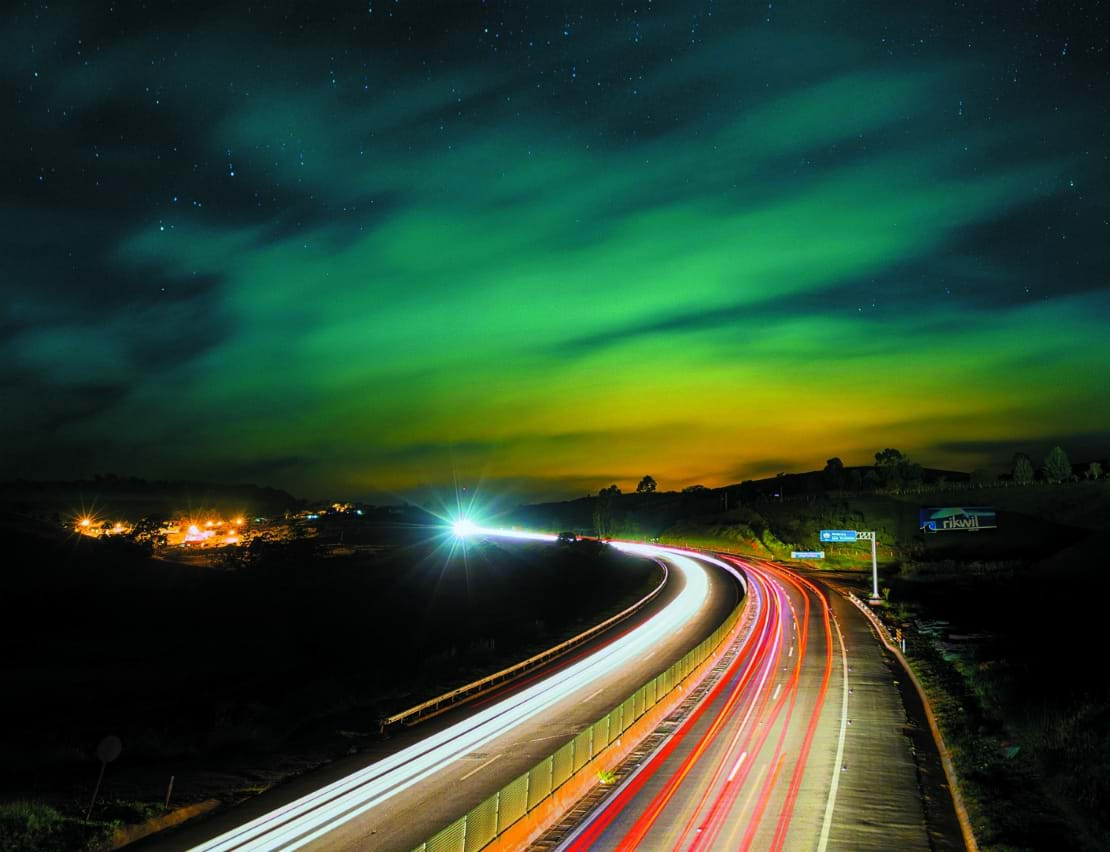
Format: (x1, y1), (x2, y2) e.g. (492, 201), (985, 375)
(791, 551), (825, 559)
(819, 529), (858, 543)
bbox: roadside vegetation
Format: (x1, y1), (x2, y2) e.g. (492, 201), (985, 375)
(511, 448), (1110, 850)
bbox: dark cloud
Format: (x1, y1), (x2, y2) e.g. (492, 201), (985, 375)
(725, 459), (797, 481)
(934, 434), (1110, 464)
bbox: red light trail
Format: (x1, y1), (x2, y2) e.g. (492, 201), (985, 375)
(564, 557), (840, 851)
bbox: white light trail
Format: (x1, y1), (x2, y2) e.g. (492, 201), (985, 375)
(193, 534), (711, 851)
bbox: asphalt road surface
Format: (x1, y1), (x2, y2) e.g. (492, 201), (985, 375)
(150, 536), (958, 851)
(557, 555), (954, 851)
(144, 535), (741, 851)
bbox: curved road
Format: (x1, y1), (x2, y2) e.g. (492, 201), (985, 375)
(148, 534), (739, 851)
(557, 553), (955, 851)
(155, 535), (957, 851)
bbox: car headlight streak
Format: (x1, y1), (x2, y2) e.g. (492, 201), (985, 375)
(195, 533), (714, 851)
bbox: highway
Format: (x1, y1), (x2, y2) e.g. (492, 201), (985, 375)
(153, 534), (957, 851)
(147, 533), (741, 851)
(555, 555), (946, 851)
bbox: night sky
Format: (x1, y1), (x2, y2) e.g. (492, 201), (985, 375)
(4, 2), (1109, 500)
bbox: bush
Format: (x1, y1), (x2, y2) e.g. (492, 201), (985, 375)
(0, 801), (114, 852)
(1044, 446), (1072, 483)
(0, 802), (64, 850)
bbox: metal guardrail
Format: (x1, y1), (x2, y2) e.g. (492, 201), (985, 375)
(412, 598), (746, 852)
(380, 560), (671, 732)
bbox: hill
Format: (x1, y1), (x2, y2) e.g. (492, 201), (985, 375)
(508, 478), (1110, 567)
(506, 473), (1110, 848)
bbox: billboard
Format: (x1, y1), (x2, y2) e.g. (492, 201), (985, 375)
(919, 506), (998, 533)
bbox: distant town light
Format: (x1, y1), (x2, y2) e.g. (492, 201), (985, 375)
(79, 517), (92, 527)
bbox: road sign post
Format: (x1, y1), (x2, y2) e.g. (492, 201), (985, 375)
(86, 735), (122, 822)
(856, 531), (880, 603)
(821, 529), (881, 604)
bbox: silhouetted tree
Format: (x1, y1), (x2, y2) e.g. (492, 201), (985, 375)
(1012, 453), (1035, 484)
(874, 449), (902, 487)
(822, 457), (845, 490)
(874, 448), (920, 488)
(1086, 461), (1103, 480)
(636, 475), (657, 494)
(593, 485), (621, 537)
(682, 484), (708, 493)
(875, 448), (906, 467)
(1044, 446), (1073, 483)
(128, 516), (167, 547)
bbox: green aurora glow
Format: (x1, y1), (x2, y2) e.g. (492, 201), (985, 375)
(3, 4), (1109, 499)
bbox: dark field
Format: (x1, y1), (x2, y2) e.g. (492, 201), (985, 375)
(879, 543), (1110, 851)
(0, 515), (658, 849)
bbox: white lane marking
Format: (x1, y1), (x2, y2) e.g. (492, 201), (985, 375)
(726, 750), (749, 783)
(772, 682), (782, 701)
(460, 753), (502, 781)
(817, 612), (851, 852)
(581, 686), (605, 704)
(694, 571), (779, 804)
(200, 544), (712, 852)
(789, 644), (794, 657)
(554, 554), (762, 852)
